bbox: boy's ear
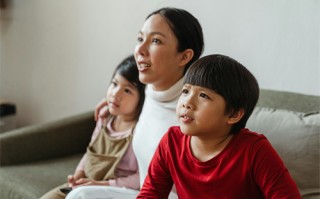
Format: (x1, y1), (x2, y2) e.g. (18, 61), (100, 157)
(178, 49), (194, 67)
(227, 109), (245, 124)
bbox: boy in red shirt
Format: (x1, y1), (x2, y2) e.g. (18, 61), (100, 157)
(138, 54), (301, 199)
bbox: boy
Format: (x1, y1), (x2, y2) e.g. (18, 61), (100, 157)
(137, 54), (301, 198)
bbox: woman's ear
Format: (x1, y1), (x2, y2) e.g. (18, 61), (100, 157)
(178, 49), (194, 67)
(227, 109), (245, 124)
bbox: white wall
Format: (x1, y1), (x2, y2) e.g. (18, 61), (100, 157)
(0, 0), (319, 127)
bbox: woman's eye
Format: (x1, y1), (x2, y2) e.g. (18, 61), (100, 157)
(137, 36), (143, 43)
(200, 93), (210, 99)
(152, 38), (161, 44)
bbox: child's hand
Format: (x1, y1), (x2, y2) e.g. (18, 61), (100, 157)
(73, 178), (110, 188)
(94, 98), (109, 121)
(67, 170), (85, 187)
(67, 175), (76, 187)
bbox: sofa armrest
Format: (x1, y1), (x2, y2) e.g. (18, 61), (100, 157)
(0, 111), (95, 166)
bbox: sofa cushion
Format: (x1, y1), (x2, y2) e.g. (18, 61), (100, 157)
(0, 154), (82, 199)
(247, 107), (320, 198)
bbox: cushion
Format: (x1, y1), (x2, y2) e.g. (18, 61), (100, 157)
(246, 107), (320, 198)
(0, 154), (82, 199)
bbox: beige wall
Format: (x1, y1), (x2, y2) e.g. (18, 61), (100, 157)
(0, 0), (319, 127)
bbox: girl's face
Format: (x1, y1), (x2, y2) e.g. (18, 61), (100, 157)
(134, 14), (186, 91)
(176, 84), (232, 139)
(106, 73), (140, 120)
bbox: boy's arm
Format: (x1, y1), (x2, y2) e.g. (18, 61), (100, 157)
(137, 134), (173, 198)
(252, 138), (301, 199)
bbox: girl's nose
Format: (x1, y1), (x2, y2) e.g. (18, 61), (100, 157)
(111, 88), (121, 101)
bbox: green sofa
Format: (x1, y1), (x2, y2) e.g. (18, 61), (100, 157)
(0, 89), (319, 199)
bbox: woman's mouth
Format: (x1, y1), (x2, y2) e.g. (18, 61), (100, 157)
(138, 63), (151, 72)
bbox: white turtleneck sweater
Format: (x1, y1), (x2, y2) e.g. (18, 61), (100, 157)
(133, 78), (184, 187)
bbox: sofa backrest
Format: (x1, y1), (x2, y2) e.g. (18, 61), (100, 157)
(247, 89), (320, 198)
(257, 89), (320, 113)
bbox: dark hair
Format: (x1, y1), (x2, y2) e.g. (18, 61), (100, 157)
(112, 55), (145, 118)
(184, 54), (259, 134)
(147, 7), (204, 74)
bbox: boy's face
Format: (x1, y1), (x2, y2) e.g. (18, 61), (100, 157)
(176, 84), (232, 138)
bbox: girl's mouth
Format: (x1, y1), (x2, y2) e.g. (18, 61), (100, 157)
(109, 102), (119, 108)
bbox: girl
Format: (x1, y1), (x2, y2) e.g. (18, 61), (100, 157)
(67, 7), (204, 199)
(41, 55), (145, 199)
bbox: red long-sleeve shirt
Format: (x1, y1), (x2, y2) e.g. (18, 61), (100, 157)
(138, 126), (301, 199)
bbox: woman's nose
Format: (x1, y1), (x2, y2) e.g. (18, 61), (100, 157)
(135, 41), (148, 57)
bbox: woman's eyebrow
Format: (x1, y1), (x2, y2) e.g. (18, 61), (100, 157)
(138, 30), (167, 38)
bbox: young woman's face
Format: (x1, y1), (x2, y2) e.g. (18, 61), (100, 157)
(134, 14), (185, 91)
(176, 84), (231, 139)
(106, 73), (140, 120)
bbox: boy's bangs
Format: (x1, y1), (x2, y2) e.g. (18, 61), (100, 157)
(184, 61), (221, 92)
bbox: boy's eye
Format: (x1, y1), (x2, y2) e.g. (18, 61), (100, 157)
(182, 89), (189, 94)
(111, 81), (117, 86)
(200, 93), (210, 99)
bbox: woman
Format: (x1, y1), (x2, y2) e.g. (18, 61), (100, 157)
(66, 7), (204, 199)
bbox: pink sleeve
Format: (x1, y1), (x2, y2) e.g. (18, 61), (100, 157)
(75, 118), (103, 171)
(108, 172), (140, 190)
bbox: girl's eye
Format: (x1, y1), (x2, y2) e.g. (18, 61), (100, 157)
(152, 38), (161, 44)
(124, 88), (133, 94)
(200, 93), (210, 99)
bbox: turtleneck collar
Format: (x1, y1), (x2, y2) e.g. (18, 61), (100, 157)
(146, 78), (184, 102)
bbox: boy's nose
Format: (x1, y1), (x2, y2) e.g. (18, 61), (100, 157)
(182, 98), (194, 110)
(183, 104), (191, 109)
